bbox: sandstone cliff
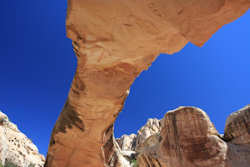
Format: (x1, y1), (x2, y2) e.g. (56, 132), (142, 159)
(0, 111), (45, 167)
(136, 106), (250, 167)
(111, 106), (250, 167)
(45, 0), (250, 167)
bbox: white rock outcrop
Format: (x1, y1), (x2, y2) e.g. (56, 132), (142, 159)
(117, 118), (161, 152)
(116, 134), (137, 151)
(0, 111), (45, 167)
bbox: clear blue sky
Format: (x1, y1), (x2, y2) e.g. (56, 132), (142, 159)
(0, 1), (249, 156)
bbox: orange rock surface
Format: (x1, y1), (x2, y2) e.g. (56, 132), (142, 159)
(45, 0), (250, 167)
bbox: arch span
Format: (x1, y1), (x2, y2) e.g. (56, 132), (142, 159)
(45, 0), (250, 167)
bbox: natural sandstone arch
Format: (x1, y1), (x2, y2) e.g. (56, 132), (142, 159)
(45, 0), (250, 167)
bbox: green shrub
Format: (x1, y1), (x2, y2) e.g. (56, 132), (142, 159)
(4, 161), (18, 167)
(0, 160), (35, 167)
(131, 159), (138, 167)
(28, 164), (35, 167)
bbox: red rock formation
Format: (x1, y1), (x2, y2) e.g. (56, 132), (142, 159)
(137, 106), (250, 167)
(45, 1), (250, 167)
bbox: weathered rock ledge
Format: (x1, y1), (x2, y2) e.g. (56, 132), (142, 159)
(0, 111), (45, 167)
(45, 0), (250, 167)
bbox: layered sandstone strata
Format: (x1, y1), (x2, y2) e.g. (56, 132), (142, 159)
(137, 106), (250, 167)
(0, 111), (45, 167)
(45, 0), (250, 167)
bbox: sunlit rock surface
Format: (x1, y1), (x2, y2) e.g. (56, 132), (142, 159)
(0, 111), (45, 167)
(136, 106), (250, 167)
(117, 118), (161, 152)
(115, 106), (250, 167)
(45, 0), (250, 166)
(117, 134), (137, 151)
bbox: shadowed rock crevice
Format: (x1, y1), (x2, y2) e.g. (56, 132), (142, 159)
(71, 71), (86, 97)
(102, 125), (115, 165)
(224, 106), (250, 143)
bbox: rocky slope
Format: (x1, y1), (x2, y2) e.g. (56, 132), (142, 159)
(114, 106), (250, 167)
(0, 111), (45, 167)
(114, 118), (161, 166)
(117, 118), (161, 152)
(45, 0), (250, 167)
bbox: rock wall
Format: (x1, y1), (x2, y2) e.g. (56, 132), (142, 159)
(117, 118), (161, 152)
(115, 118), (161, 166)
(136, 106), (250, 167)
(0, 111), (45, 167)
(45, 0), (250, 167)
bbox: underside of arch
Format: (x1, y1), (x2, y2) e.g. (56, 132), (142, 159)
(45, 0), (250, 167)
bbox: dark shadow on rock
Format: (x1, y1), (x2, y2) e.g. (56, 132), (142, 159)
(53, 100), (85, 134)
(103, 125), (115, 164)
(44, 154), (54, 167)
(44, 97), (85, 166)
(226, 142), (250, 167)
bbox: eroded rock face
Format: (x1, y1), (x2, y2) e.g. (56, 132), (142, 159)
(224, 105), (250, 167)
(138, 107), (226, 167)
(224, 105), (250, 144)
(117, 134), (137, 151)
(46, 0), (250, 167)
(0, 111), (45, 167)
(117, 118), (161, 152)
(113, 119), (161, 166)
(137, 106), (250, 167)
